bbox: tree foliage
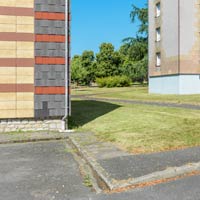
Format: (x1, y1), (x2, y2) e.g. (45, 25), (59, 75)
(120, 3), (148, 83)
(71, 3), (148, 86)
(130, 4), (148, 36)
(81, 51), (96, 83)
(120, 37), (148, 61)
(96, 43), (122, 78)
(71, 55), (88, 85)
(121, 56), (148, 83)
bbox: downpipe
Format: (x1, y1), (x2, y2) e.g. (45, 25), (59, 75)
(61, 0), (72, 132)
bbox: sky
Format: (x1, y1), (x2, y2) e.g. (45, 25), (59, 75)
(71, 0), (146, 56)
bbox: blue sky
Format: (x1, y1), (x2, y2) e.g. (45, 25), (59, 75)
(71, 0), (146, 56)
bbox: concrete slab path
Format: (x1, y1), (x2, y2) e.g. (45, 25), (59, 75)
(99, 146), (200, 180)
(69, 132), (200, 190)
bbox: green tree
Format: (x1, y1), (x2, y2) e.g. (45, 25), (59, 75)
(96, 43), (122, 78)
(120, 37), (148, 61)
(130, 4), (148, 36)
(71, 55), (88, 85)
(81, 50), (95, 68)
(121, 56), (148, 83)
(81, 50), (96, 83)
(120, 3), (148, 83)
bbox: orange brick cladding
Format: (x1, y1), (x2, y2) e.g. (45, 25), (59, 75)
(35, 57), (65, 65)
(35, 34), (65, 42)
(35, 12), (65, 20)
(35, 87), (65, 95)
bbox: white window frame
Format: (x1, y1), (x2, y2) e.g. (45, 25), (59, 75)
(156, 27), (161, 42)
(156, 52), (161, 67)
(156, 2), (161, 17)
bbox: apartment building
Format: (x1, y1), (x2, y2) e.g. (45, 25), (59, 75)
(149, 0), (200, 94)
(0, 0), (71, 132)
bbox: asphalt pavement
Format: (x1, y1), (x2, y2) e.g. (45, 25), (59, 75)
(0, 141), (93, 200)
(84, 174), (200, 200)
(0, 141), (200, 200)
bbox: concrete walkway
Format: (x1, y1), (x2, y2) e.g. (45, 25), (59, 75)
(72, 95), (200, 110)
(69, 132), (200, 190)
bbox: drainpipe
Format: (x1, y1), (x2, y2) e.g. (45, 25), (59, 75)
(178, 0), (180, 74)
(62, 0), (71, 131)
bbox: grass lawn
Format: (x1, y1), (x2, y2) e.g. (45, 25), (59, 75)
(72, 86), (200, 105)
(70, 99), (200, 154)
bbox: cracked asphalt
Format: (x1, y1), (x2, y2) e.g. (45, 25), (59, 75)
(0, 141), (199, 200)
(0, 141), (93, 200)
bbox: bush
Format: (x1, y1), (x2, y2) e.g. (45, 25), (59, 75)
(96, 76), (131, 88)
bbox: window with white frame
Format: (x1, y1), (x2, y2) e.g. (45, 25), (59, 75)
(156, 52), (161, 67)
(156, 27), (161, 41)
(156, 2), (161, 17)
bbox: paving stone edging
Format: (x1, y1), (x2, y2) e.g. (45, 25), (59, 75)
(68, 136), (114, 190)
(68, 135), (200, 191)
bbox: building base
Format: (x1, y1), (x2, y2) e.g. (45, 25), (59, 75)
(0, 119), (63, 133)
(149, 74), (200, 95)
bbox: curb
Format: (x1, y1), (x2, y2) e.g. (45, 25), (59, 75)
(68, 135), (200, 191)
(68, 136), (115, 190)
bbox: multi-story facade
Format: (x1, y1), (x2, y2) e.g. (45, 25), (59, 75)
(0, 0), (71, 132)
(149, 0), (200, 94)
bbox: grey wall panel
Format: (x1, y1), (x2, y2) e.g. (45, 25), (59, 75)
(35, 0), (65, 5)
(35, 80), (65, 87)
(35, 27), (65, 35)
(35, 49), (65, 57)
(35, 95), (65, 118)
(35, 65), (65, 86)
(35, 43), (65, 50)
(35, 0), (65, 12)
(35, 20), (65, 35)
(35, 65), (65, 73)
(36, 20), (65, 28)
(35, 25), (65, 35)
(34, 0), (66, 119)
(49, 109), (65, 117)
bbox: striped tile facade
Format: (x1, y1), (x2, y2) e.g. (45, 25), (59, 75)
(0, 0), (35, 119)
(34, 0), (66, 119)
(0, 0), (70, 121)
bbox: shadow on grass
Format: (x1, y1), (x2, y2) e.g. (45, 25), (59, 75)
(68, 100), (120, 129)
